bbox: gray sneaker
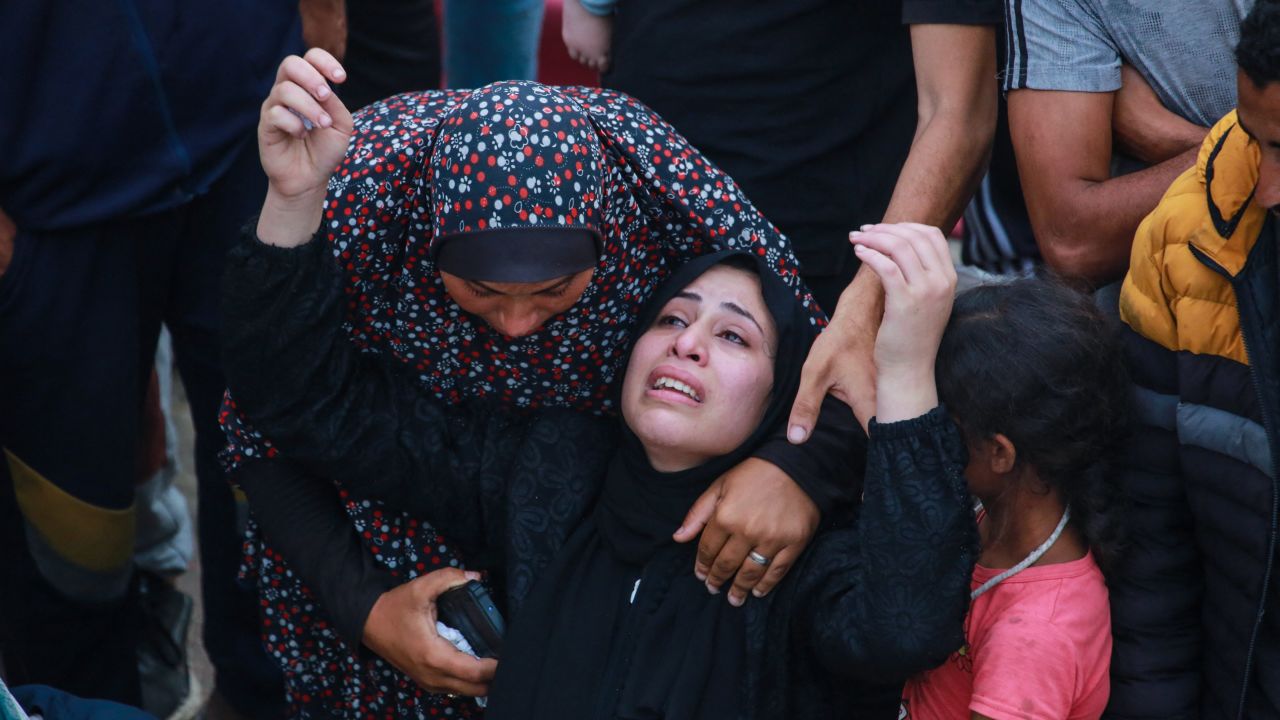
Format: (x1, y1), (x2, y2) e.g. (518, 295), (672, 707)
(136, 571), (203, 720)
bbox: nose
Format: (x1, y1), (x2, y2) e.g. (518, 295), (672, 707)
(670, 323), (707, 364)
(1257, 159), (1280, 211)
(491, 305), (546, 338)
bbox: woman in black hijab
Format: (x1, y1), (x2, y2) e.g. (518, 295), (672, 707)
(223, 227), (977, 717)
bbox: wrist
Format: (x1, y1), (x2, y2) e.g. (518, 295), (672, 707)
(258, 187), (327, 248)
(874, 365), (938, 424)
(362, 590), (392, 651)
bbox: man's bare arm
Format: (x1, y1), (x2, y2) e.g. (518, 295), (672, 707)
(788, 23), (997, 437)
(883, 23), (998, 228)
(1113, 64), (1208, 166)
(1008, 89), (1197, 285)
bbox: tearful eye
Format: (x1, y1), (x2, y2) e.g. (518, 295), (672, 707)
(720, 330), (746, 346)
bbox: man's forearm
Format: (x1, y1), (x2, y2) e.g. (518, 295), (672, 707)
(1030, 145), (1197, 284)
(881, 109), (993, 229)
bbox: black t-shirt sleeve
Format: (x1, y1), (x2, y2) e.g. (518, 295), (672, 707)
(902, 0), (1002, 26)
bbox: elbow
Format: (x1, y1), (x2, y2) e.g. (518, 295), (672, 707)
(1037, 230), (1127, 287)
(824, 626), (965, 685)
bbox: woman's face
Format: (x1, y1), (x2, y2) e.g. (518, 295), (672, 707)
(621, 265), (778, 472)
(440, 268), (594, 338)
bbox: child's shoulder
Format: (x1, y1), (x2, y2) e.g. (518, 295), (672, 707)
(976, 553), (1109, 640)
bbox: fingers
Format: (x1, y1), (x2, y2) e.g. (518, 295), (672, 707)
(420, 632), (498, 686)
(852, 242), (906, 292)
(264, 104), (308, 139)
(271, 52), (351, 129)
(274, 80), (333, 130)
(674, 476), (723, 543)
(693, 519), (731, 584)
(750, 544), (801, 599)
(702, 534), (753, 593)
(851, 223), (955, 292)
(787, 352), (830, 445)
(417, 567), (479, 600)
(302, 47), (347, 82)
(278, 49), (347, 88)
(725, 542), (782, 607)
(850, 224), (928, 283)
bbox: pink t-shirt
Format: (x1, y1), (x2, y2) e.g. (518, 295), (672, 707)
(901, 552), (1112, 720)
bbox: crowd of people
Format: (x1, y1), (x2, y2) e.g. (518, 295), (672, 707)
(3, 0), (1280, 719)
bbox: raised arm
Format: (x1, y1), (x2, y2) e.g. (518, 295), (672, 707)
(797, 223), (976, 679)
(799, 408), (975, 682)
(788, 20), (997, 442)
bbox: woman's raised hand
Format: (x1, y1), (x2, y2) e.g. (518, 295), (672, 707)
(256, 49), (352, 247)
(850, 223), (956, 423)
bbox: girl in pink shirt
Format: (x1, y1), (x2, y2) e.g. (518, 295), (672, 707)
(854, 267), (1126, 720)
(855, 224), (1126, 717)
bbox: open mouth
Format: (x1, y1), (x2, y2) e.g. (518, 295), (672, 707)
(651, 376), (702, 402)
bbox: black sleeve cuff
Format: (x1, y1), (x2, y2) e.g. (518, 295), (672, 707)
(868, 405), (952, 440)
(752, 395), (864, 514)
(901, 0), (1002, 25)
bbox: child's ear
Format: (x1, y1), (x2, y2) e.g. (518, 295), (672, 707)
(988, 433), (1017, 475)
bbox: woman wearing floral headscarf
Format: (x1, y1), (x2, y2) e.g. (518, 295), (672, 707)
(222, 49), (859, 716)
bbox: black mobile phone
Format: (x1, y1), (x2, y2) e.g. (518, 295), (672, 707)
(437, 580), (505, 659)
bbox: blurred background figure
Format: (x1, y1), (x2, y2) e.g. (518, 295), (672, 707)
(443, 0), (543, 87)
(0, 1), (301, 718)
(300, 0), (442, 111)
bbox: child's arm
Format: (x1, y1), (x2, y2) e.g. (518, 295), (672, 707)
(562, 0), (615, 72)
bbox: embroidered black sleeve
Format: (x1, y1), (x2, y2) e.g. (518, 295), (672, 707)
(795, 406), (978, 684)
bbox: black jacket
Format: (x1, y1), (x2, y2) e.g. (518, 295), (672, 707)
(1110, 113), (1280, 719)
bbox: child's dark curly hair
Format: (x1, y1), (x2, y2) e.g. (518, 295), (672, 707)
(935, 277), (1131, 575)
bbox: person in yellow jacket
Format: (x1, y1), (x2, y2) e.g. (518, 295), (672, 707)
(1110, 3), (1280, 718)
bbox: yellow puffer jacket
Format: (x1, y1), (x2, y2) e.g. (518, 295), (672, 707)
(1121, 110), (1264, 364)
(1110, 110), (1280, 720)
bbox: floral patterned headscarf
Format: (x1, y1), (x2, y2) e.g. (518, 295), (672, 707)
(222, 80), (818, 467)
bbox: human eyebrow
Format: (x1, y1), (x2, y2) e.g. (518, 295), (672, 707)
(469, 280), (507, 295)
(470, 275), (574, 296)
(721, 301), (764, 335)
(674, 290), (702, 303)
(536, 276), (575, 294)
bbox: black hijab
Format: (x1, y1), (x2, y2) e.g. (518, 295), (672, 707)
(487, 249), (819, 720)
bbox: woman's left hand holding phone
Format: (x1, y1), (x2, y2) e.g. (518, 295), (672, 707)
(256, 48), (353, 249)
(362, 568), (499, 697)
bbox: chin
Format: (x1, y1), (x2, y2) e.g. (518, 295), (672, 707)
(630, 410), (709, 466)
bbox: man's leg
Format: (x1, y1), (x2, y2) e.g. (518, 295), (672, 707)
(0, 218), (171, 705)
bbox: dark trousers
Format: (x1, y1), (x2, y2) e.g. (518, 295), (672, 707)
(0, 139), (283, 717)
